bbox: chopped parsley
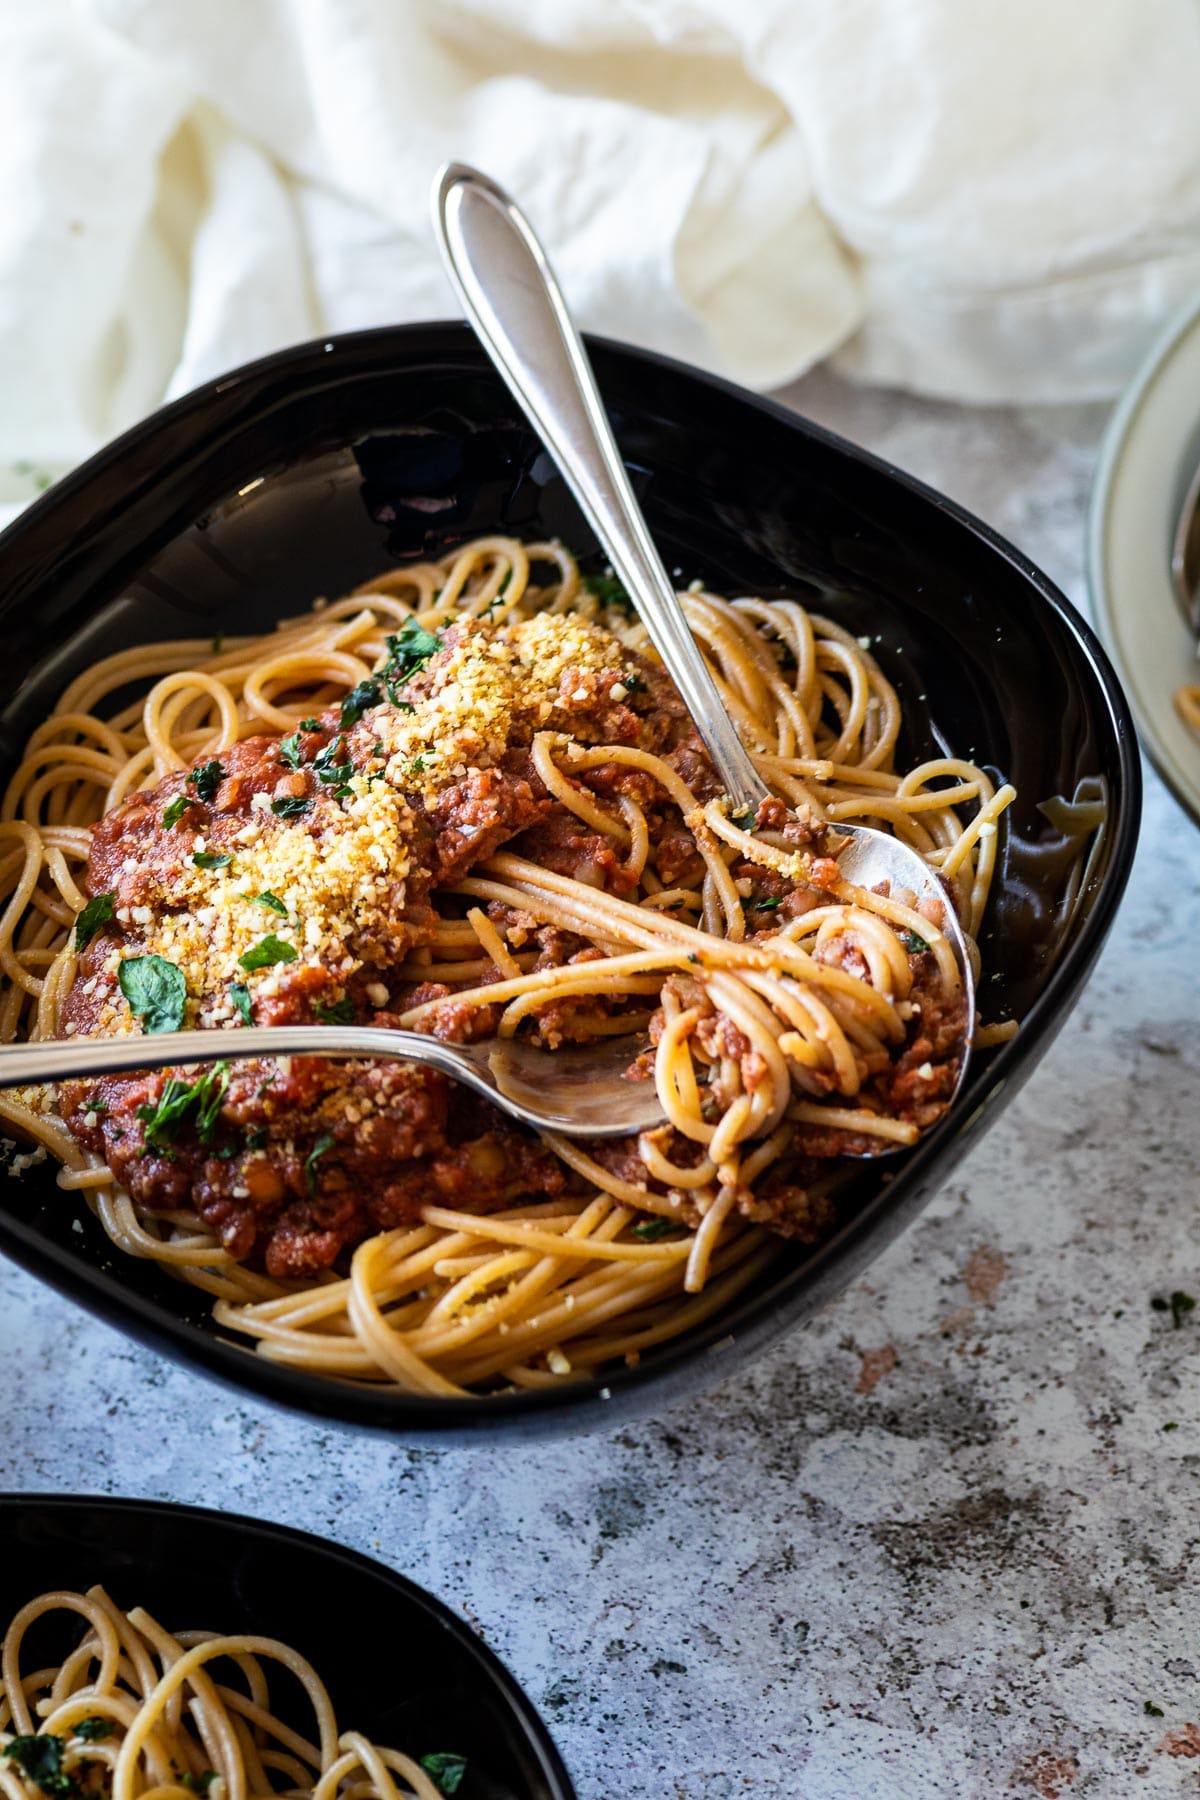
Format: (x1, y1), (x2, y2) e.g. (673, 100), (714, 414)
(379, 618), (441, 700)
(1145, 1700), (1165, 1717)
(632, 1217), (674, 1242)
(902, 930), (930, 954)
(181, 1773), (218, 1793)
(187, 759), (226, 802)
(744, 896), (781, 913)
(162, 793), (193, 829)
(239, 934), (297, 972)
(118, 955), (187, 1034)
(583, 571), (633, 614)
(621, 670), (646, 695)
(340, 678), (382, 729)
(2, 1733), (74, 1796)
(419, 1752), (468, 1795)
(73, 1719), (113, 1742)
(314, 997), (355, 1025)
(278, 731), (306, 769)
(729, 806), (757, 830)
(251, 891), (288, 916)
(229, 981), (253, 1026)
(136, 1063), (229, 1151)
(270, 795), (312, 818)
(245, 1127), (267, 1152)
(1163, 1421), (1180, 1432)
(192, 852), (232, 871)
(73, 891), (115, 950)
(313, 737), (352, 787)
(305, 1132), (335, 1196)
(1151, 1290), (1196, 1329)
(299, 717), (322, 732)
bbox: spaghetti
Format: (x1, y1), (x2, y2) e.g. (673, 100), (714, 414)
(0, 537), (1016, 1394)
(0, 1585), (458, 1799)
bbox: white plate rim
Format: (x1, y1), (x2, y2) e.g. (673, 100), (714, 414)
(1087, 288), (1200, 828)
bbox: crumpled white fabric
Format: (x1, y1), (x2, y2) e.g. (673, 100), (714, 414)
(4, 0), (1200, 511)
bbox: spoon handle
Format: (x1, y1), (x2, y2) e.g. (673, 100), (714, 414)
(0, 1026), (482, 1088)
(432, 162), (767, 814)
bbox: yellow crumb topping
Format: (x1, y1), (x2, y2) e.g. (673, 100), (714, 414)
(377, 614), (640, 801)
(82, 610), (643, 1036)
(97, 779), (414, 1033)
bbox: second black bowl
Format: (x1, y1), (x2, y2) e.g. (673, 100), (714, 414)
(0, 324), (1141, 1439)
(0, 1494), (574, 1799)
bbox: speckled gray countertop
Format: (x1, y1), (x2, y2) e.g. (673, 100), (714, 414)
(3, 369), (1197, 1800)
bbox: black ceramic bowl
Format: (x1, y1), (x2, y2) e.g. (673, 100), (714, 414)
(0, 1493), (575, 1799)
(0, 323), (1141, 1440)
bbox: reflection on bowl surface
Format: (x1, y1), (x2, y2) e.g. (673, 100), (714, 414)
(0, 1493), (576, 1800)
(0, 324), (1140, 1439)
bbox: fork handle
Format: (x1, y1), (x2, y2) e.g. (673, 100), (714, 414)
(432, 161), (768, 814)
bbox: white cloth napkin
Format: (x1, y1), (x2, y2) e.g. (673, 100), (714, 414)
(4, 0), (1200, 515)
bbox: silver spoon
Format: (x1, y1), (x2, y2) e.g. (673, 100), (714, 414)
(0, 1026), (665, 1138)
(432, 163), (976, 1070)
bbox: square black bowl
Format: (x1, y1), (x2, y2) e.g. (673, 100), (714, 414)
(0, 323), (1141, 1441)
(0, 1493), (575, 1799)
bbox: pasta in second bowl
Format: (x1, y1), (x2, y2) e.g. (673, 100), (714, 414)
(0, 324), (1139, 1437)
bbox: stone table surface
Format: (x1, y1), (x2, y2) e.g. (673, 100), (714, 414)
(2, 368), (1197, 1800)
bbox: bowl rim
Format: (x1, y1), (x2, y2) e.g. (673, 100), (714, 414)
(0, 320), (1143, 1435)
(0, 1490), (577, 1799)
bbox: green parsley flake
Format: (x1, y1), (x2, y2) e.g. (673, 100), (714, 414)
(278, 731), (306, 770)
(74, 1719), (113, 1742)
(239, 934), (297, 972)
(73, 891), (116, 950)
(162, 794), (193, 829)
(270, 796), (312, 818)
(192, 852), (232, 871)
(314, 997), (355, 1025)
(902, 930), (930, 954)
(251, 891), (288, 916)
(583, 572), (633, 614)
(313, 737), (352, 787)
(229, 981), (253, 1026)
(136, 1063), (229, 1152)
(632, 1217), (674, 1242)
(339, 679), (382, 729)
(419, 1752), (468, 1795)
(187, 759), (226, 802)
(118, 955), (187, 1034)
(379, 618), (441, 701)
(2, 1733), (74, 1796)
(305, 1132), (335, 1197)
